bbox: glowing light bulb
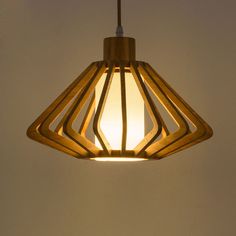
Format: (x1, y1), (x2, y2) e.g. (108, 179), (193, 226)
(95, 71), (144, 150)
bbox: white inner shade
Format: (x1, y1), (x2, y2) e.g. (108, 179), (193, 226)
(95, 71), (144, 150)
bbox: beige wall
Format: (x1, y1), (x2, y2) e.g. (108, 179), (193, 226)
(1, 0), (236, 235)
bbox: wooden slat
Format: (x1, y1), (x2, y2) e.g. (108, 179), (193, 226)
(79, 92), (95, 137)
(130, 62), (162, 156)
(143, 62), (213, 158)
(27, 63), (98, 157)
(120, 64), (127, 153)
(63, 62), (107, 156)
(93, 64), (115, 155)
(138, 62), (189, 158)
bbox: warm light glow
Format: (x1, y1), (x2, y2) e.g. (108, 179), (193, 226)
(90, 157), (147, 162)
(95, 71), (144, 150)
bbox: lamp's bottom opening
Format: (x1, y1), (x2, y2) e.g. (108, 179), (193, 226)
(90, 157), (147, 162)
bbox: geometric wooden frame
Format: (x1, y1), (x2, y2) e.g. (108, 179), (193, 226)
(27, 60), (213, 161)
(27, 0), (214, 162)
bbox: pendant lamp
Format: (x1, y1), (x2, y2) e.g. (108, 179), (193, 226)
(27, 0), (213, 161)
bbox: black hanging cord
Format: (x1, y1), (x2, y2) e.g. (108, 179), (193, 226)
(116, 0), (124, 36)
(117, 0), (122, 27)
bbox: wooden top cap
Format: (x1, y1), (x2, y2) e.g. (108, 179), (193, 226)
(103, 37), (136, 62)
